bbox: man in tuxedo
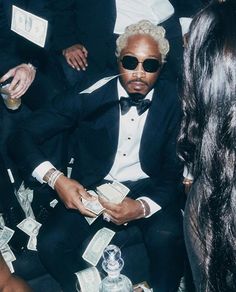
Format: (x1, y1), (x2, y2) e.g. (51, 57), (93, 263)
(9, 20), (184, 291)
(49, 0), (203, 87)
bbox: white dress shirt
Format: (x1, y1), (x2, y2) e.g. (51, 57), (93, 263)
(115, 0), (191, 35)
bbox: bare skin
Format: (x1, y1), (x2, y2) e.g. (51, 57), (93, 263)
(62, 44), (88, 71)
(0, 254), (32, 292)
(0, 64), (36, 99)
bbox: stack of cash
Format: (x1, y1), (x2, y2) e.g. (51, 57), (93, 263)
(84, 182), (130, 225)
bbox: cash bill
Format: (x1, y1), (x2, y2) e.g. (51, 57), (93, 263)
(1, 244), (16, 273)
(1, 245), (16, 263)
(96, 182), (129, 204)
(0, 226), (15, 249)
(75, 267), (101, 292)
(84, 216), (98, 226)
(82, 228), (115, 266)
(82, 190), (104, 215)
(16, 182), (35, 218)
(0, 214), (5, 229)
(79, 75), (118, 94)
(17, 217), (41, 236)
(11, 5), (48, 47)
(27, 235), (37, 251)
(50, 199), (58, 208)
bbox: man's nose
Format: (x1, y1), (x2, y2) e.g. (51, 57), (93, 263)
(132, 63), (145, 78)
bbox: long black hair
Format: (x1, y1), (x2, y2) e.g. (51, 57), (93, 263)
(178, 0), (236, 291)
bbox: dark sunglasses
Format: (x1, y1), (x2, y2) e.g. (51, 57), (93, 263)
(120, 55), (162, 73)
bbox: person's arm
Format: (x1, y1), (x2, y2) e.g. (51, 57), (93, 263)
(48, 0), (88, 70)
(0, 254), (32, 292)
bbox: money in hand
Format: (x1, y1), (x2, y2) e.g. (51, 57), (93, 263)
(82, 227), (115, 266)
(82, 190), (105, 215)
(96, 182), (130, 204)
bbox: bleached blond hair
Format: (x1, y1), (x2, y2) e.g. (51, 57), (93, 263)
(116, 20), (170, 62)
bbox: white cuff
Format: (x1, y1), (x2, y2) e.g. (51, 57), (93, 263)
(137, 196), (162, 218)
(179, 17), (192, 35)
(32, 161), (56, 184)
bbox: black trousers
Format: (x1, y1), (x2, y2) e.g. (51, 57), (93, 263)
(37, 179), (184, 292)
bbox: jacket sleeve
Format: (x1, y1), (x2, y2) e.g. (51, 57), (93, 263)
(0, 1), (22, 74)
(48, 0), (82, 51)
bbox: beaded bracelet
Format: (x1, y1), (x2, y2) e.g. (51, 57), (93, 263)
(137, 199), (147, 218)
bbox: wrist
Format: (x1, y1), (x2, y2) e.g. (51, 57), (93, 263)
(136, 199), (150, 218)
(43, 168), (64, 189)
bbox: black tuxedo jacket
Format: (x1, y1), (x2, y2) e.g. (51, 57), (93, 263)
(9, 78), (183, 209)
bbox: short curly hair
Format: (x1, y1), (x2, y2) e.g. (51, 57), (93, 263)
(116, 20), (170, 62)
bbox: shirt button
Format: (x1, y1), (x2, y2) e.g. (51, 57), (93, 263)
(131, 118), (134, 121)
(128, 137), (131, 140)
(123, 153), (126, 156)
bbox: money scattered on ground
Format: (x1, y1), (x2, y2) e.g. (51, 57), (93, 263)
(0, 226), (15, 249)
(11, 5), (48, 47)
(16, 182), (35, 218)
(82, 228), (115, 266)
(0, 244), (16, 273)
(50, 199), (58, 208)
(75, 267), (101, 292)
(17, 217), (42, 251)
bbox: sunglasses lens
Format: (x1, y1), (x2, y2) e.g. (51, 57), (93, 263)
(143, 59), (161, 73)
(121, 56), (138, 70)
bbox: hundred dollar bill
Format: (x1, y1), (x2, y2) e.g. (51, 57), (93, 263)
(96, 182), (129, 204)
(0, 226), (15, 249)
(82, 228), (115, 266)
(11, 5), (48, 47)
(75, 267), (101, 292)
(17, 217), (41, 237)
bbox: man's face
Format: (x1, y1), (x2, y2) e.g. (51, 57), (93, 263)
(118, 34), (162, 96)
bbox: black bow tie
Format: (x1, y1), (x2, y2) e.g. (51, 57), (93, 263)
(119, 94), (151, 116)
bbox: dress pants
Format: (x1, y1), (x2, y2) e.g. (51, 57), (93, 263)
(37, 179), (184, 292)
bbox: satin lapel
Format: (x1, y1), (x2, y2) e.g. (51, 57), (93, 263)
(101, 79), (120, 153)
(140, 87), (162, 157)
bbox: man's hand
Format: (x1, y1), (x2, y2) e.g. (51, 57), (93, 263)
(54, 175), (96, 217)
(62, 44), (88, 71)
(99, 197), (144, 225)
(0, 63), (36, 99)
